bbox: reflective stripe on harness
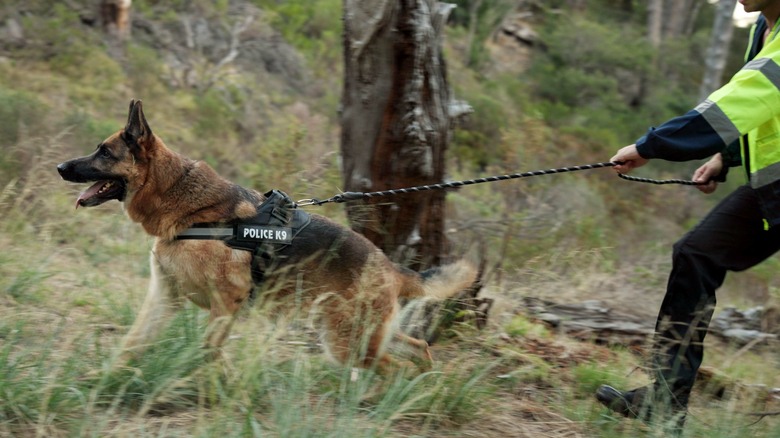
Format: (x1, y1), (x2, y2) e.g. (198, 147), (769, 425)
(175, 190), (311, 287)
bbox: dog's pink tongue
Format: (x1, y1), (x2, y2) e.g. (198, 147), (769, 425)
(76, 181), (107, 208)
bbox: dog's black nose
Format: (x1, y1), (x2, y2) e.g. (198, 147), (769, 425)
(57, 162), (70, 177)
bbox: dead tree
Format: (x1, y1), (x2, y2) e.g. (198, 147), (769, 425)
(341, 0), (470, 268)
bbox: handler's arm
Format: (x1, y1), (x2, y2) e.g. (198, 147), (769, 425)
(633, 36), (780, 163)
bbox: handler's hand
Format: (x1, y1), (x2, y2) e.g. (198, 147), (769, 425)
(692, 154), (722, 194)
(610, 144), (649, 174)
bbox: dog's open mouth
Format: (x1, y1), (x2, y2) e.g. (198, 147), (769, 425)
(76, 180), (127, 208)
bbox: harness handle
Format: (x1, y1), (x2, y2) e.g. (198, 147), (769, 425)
(296, 161), (706, 206)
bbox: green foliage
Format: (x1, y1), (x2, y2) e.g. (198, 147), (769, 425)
(253, 0), (342, 69)
(451, 94), (510, 169)
(0, 1), (779, 436)
(125, 43), (168, 101)
(98, 287), (145, 329)
(526, 15), (658, 143)
(572, 362), (627, 399)
(19, 5), (115, 82)
(61, 110), (121, 148)
(0, 88), (48, 184)
(542, 17), (649, 75)
(501, 352), (554, 386)
(255, 0), (340, 41)
(92, 308), (209, 411)
(3, 265), (54, 303)
(0, 88), (47, 149)
(504, 314), (551, 338)
(449, 0), (516, 67)
(658, 29), (714, 95)
(135, 0), (229, 16)
(193, 87), (243, 141)
(0, 321), (91, 426)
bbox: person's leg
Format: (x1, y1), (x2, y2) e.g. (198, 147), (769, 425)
(654, 185), (780, 403)
(598, 185), (780, 423)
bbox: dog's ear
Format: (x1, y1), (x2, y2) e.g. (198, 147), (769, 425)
(123, 100), (153, 151)
(127, 99), (136, 121)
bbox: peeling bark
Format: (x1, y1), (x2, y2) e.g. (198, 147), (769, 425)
(341, 0), (464, 267)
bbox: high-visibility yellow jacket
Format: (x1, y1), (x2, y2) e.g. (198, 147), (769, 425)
(635, 14), (780, 226)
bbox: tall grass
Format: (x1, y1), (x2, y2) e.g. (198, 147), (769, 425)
(0, 2), (779, 436)
(0, 301), (499, 437)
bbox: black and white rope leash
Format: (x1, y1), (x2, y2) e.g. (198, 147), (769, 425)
(296, 161), (706, 207)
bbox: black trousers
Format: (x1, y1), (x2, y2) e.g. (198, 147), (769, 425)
(653, 184), (780, 400)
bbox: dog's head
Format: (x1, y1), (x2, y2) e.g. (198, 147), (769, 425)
(57, 99), (155, 208)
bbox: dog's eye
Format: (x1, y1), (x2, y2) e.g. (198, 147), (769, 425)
(98, 146), (113, 159)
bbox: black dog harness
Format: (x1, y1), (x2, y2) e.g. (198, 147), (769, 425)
(175, 190), (311, 287)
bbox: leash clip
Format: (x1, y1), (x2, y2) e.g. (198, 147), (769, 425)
(295, 198), (322, 207)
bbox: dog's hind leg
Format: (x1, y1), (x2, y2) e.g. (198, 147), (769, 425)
(119, 252), (184, 363)
(394, 332), (433, 370)
(371, 334), (428, 377)
(323, 308), (420, 376)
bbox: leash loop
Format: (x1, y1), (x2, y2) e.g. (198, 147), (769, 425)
(616, 173), (704, 186)
(296, 161), (706, 206)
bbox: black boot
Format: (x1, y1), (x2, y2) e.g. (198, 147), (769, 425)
(595, 385), (652, 419)
(596, 384), (688, 430)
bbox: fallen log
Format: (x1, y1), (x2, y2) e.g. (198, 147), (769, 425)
(519, 297), (779, 348)
(519, 296), (654, 346)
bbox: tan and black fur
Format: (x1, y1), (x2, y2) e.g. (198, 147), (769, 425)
(57, 100), (477, 374)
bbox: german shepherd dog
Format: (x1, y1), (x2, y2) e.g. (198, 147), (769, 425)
(57, 100), (477, 374)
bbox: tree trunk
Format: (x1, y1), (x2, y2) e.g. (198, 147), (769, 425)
(647, 0), (663, 48)
(99, 0), (132, 39)
(699, 0), (738, 101)
(663, 0), (700, 39)
(655, 0), (702, 82)
(341, 0), (465, 268)
(682, 0), (703, 37)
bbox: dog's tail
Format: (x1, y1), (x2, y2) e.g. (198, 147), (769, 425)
(399, 259), (479, 300)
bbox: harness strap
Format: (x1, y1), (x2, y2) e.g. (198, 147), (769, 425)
(175, 190), (311, 289)
(176, 227), (234, 239)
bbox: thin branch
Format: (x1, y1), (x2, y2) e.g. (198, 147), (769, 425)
(202, 14), (255, 91)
